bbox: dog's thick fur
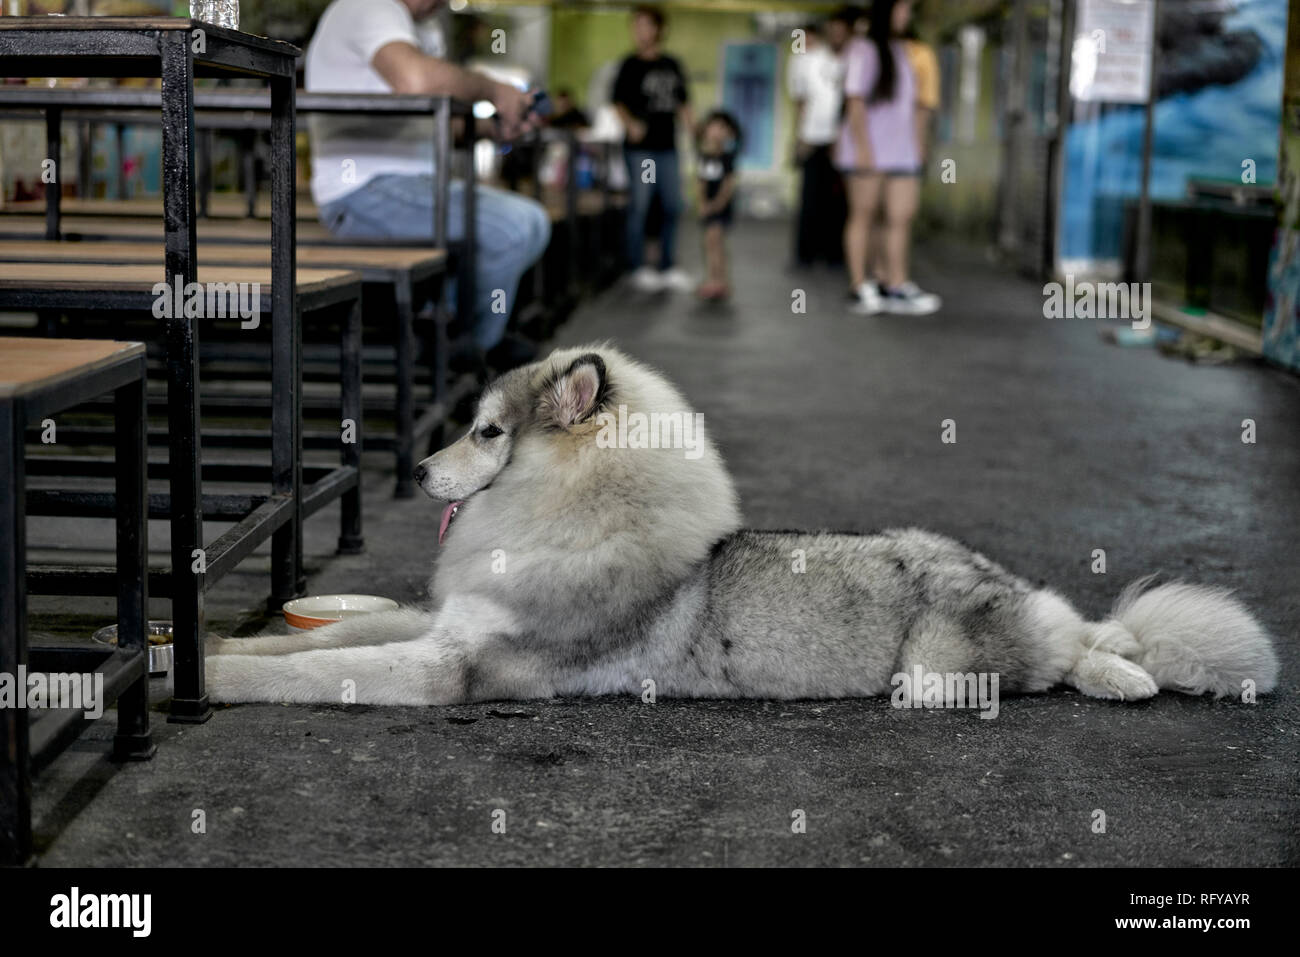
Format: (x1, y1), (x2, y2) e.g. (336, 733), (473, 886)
(207, 345), (1279, 706)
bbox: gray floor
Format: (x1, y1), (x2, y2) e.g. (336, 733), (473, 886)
(29, 221), (1300, 866)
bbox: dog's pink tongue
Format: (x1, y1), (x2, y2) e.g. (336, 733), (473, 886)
(438, 501), (462, 546)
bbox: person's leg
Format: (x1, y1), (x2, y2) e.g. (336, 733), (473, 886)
(624, 149), (652, 270)
(871, 203), (888, 286)
(703, 222), (724, 284)
(654, 150), (683, 271)
(322, 174), (550, 349)
(445, 180), (552, 351)
(881, 174), (920, 288)
(795, 150), (817, 266)
(715, 225), (730, 288)
(843, 172), (884, 289)
(824, 153), (848, 265)
(319, 173), (435, 242)
(878, 174), (940, 314)
(807, 146), (838, 264)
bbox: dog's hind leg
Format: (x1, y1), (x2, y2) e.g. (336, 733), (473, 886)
(206, 634), (471, 705)
(1023, 588), (1159, 700)
(207, 607), (435, 657)
(1066, 649), (1159, 701)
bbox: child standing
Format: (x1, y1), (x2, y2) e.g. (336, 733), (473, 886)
(695, 111), (741, 300)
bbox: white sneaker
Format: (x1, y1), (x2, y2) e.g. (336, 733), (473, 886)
(848, 280), (883, 315)
(882, 281), (941, 315)
(659, 268), (695, 293)
(630, 266), (664, 292)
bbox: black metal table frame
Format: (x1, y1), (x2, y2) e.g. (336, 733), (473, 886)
(0, 16), (302, 724)
(0, 87), (478, 339)
(1, 345), (153, 867)
(0, 86), (477, 494)
(1, 279), (366, 603)
(0, 239), (444, 500)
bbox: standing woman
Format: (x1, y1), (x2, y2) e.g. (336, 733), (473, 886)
(837, 0), (941, 314)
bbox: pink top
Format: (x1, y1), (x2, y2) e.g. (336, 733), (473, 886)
(834, 38), (920, 173)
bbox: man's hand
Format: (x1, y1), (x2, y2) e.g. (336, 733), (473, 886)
(491, 82), (538, 140)
(625, 117), (648, 144)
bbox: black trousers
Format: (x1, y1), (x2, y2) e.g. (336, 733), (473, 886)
(794, 144), (846, 266)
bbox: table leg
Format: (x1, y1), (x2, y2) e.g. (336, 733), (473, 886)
(394, 277), (416, 499)
(269, 71), (303, 606)
(198, 128), (213, 220)
(113, 363), (155, 761)
(339, 298), (364, 554)
(160, 29), (210, 724)
(460, 131), (477, 331)
(44, 106), (61, 241)
(242, 131), (257, 219)
(0, 398), (32, 866)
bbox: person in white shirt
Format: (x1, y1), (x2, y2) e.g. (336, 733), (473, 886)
(787, 12), (850, 267)
(306, 0), (550, 361)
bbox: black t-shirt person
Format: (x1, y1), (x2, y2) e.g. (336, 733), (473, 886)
(613, 54), (688, 152)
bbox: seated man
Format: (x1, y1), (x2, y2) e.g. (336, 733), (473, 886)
(306, 0), (551, 363)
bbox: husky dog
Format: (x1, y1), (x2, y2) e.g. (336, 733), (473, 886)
(207, 345), (1279, 706)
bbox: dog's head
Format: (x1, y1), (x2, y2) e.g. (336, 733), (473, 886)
(413, 344), (741, 629)
(414, 349), (611, 544)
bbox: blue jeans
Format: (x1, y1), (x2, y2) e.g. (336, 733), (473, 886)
(319, 174), (551, 350)
(624, 149), (681, 270)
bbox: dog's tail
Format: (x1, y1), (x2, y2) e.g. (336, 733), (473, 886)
(1108, 579), (1278, 698)
(1068, 579), (1279, 700)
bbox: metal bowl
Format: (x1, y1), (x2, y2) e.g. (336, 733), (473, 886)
(91, 621), (174, 676)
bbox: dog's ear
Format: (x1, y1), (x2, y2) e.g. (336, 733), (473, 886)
(542, 353), (607, 427)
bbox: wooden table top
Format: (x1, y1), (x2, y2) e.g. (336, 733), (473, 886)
(0, 337), (143, 399)
(0, 261), (359, 296)
(0, 238), (446, 271)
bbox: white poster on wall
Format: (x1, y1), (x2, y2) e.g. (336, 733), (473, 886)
(1069, 0), (1155, 103)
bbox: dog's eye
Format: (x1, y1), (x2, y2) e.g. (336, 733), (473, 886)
(479, 424), (503, 439)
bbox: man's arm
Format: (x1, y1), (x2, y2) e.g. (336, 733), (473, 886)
(678, 102), (696, 141)
(677, 58), (695, 140)
(372, 40), (535, 137)
(613, 102), (647, 144)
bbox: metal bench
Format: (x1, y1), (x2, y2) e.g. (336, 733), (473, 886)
(1, 337), (153, 867)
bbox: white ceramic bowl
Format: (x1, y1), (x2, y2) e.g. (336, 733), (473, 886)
(282, 594), (399, 630)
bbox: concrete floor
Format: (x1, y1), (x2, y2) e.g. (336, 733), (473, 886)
(28, 221), (1300, 866)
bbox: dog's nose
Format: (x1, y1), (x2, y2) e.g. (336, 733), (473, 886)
(413, 464), (427, 485)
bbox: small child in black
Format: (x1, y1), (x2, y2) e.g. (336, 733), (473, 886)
(695, 110), (741, 300)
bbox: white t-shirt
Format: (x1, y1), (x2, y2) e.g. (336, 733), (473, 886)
(305, 0), (446, 205)
(786, 44), (845, 146)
